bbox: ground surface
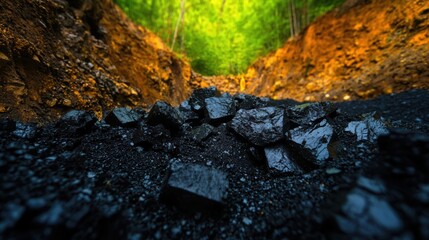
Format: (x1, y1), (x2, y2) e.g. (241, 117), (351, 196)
(1, 89), (428, 239)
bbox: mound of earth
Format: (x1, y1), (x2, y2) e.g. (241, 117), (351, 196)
(1, 88), (428, 239)
(0, 0), (195, 123)
(201, 0), (429, 101)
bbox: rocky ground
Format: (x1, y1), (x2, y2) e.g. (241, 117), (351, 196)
(1, 88), (428, 239)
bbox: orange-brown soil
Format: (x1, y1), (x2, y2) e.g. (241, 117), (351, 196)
(0, 0), (195, 122)
(200, 0), (429, 101)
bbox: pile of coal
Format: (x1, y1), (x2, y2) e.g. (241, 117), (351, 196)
(1, 87), (428, 239)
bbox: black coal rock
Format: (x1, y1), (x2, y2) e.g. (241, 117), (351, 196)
(333, 188), (404, 238)
(105, 108), (143, 127)
(264, 144), (302, 174)
(188, 87), (221, 112)
(287, 119), (333, 161)
(287, 102), (337, 126)
(178, 100), (201, 123)
(204, 96), (236, 123)
(230, 107), (285, 146)
(58, 110), (97, 133)
(13, 122), (38, 139)
(345, 112), (389, 142)
(147, 101), (184, 131)
(160, 161), (229, 214)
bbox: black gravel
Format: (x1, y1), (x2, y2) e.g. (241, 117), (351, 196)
(1, 89), (428, 239)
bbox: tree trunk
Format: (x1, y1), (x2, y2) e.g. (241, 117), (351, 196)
(171, 0), (185, 51)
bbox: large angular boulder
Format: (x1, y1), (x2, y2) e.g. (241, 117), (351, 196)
(178, 100), (201, 123)
(58, 110), (98, 133)
(160, 161), (229, 214)
(104, 108), (143, 127)
(230, 107), (285, 146)
(264, 144), (302, 174)
(204, 96), (236, 123)
(287, 102), (337, 127)
(287, 119), (333, 161)
(333, 187), (404, 238)
(345, 112), (389, 142)
(188, 87), (221, 112)
(147, 101), (184, 131)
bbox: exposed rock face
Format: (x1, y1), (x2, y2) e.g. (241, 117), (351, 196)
(0, 0), (194, 122)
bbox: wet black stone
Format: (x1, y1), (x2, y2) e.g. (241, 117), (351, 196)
(179, 100), (201, 123)
(147, 101), (184, 131)
(204, 96), (236, 123)
(191, 123), (214, 142)
(105, 108), (142, 127)
(345, 112), (389, 142)
(230, 107), (285, 146)
(287, 102), (337, 127)
(334, 188), (404, 238)
(58, 110), (97, 133)
(264, 144), (302, 174)
(188, 87), (221, 112)
(287, 119), (333, 161)
(161, 161), (229, 214)
(357, 177), (386, 194)
(13, 122), (38, 139)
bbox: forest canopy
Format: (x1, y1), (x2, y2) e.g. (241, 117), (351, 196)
(114, 0), (344, 75)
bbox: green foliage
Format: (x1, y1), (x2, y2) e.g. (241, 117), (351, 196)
(114, 0), (344, 75)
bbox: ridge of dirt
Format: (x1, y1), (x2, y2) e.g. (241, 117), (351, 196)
(200, 0), (429, 101)
(0, 0), (195, 123)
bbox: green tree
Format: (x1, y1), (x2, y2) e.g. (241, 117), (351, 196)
(113, 0), (344, 75)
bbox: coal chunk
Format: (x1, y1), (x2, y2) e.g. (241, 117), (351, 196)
(191, 123), (214, 142)
(287, 119), (333, 161)
(287, 102), (337, 126)
(161, 161), (229, 214)
(13, 122), (38, 139)
(231, 107), (285, 146)
(357, 176), (386, 194)
(264, 144), (302, 174)
(334, 188), (404, 238)
(178, 100), (201, 123)
(204, 96), (236, 123)
(105, 108), (142, 127)
(58, 110), (97, 132)
(345, 112), (389, 142)
(188, 87), (221, 112)
(147, 101), (184, 131)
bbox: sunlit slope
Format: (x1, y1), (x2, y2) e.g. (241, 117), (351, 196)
(0, 0), (194, 122)
(200, 0), (429, 101)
